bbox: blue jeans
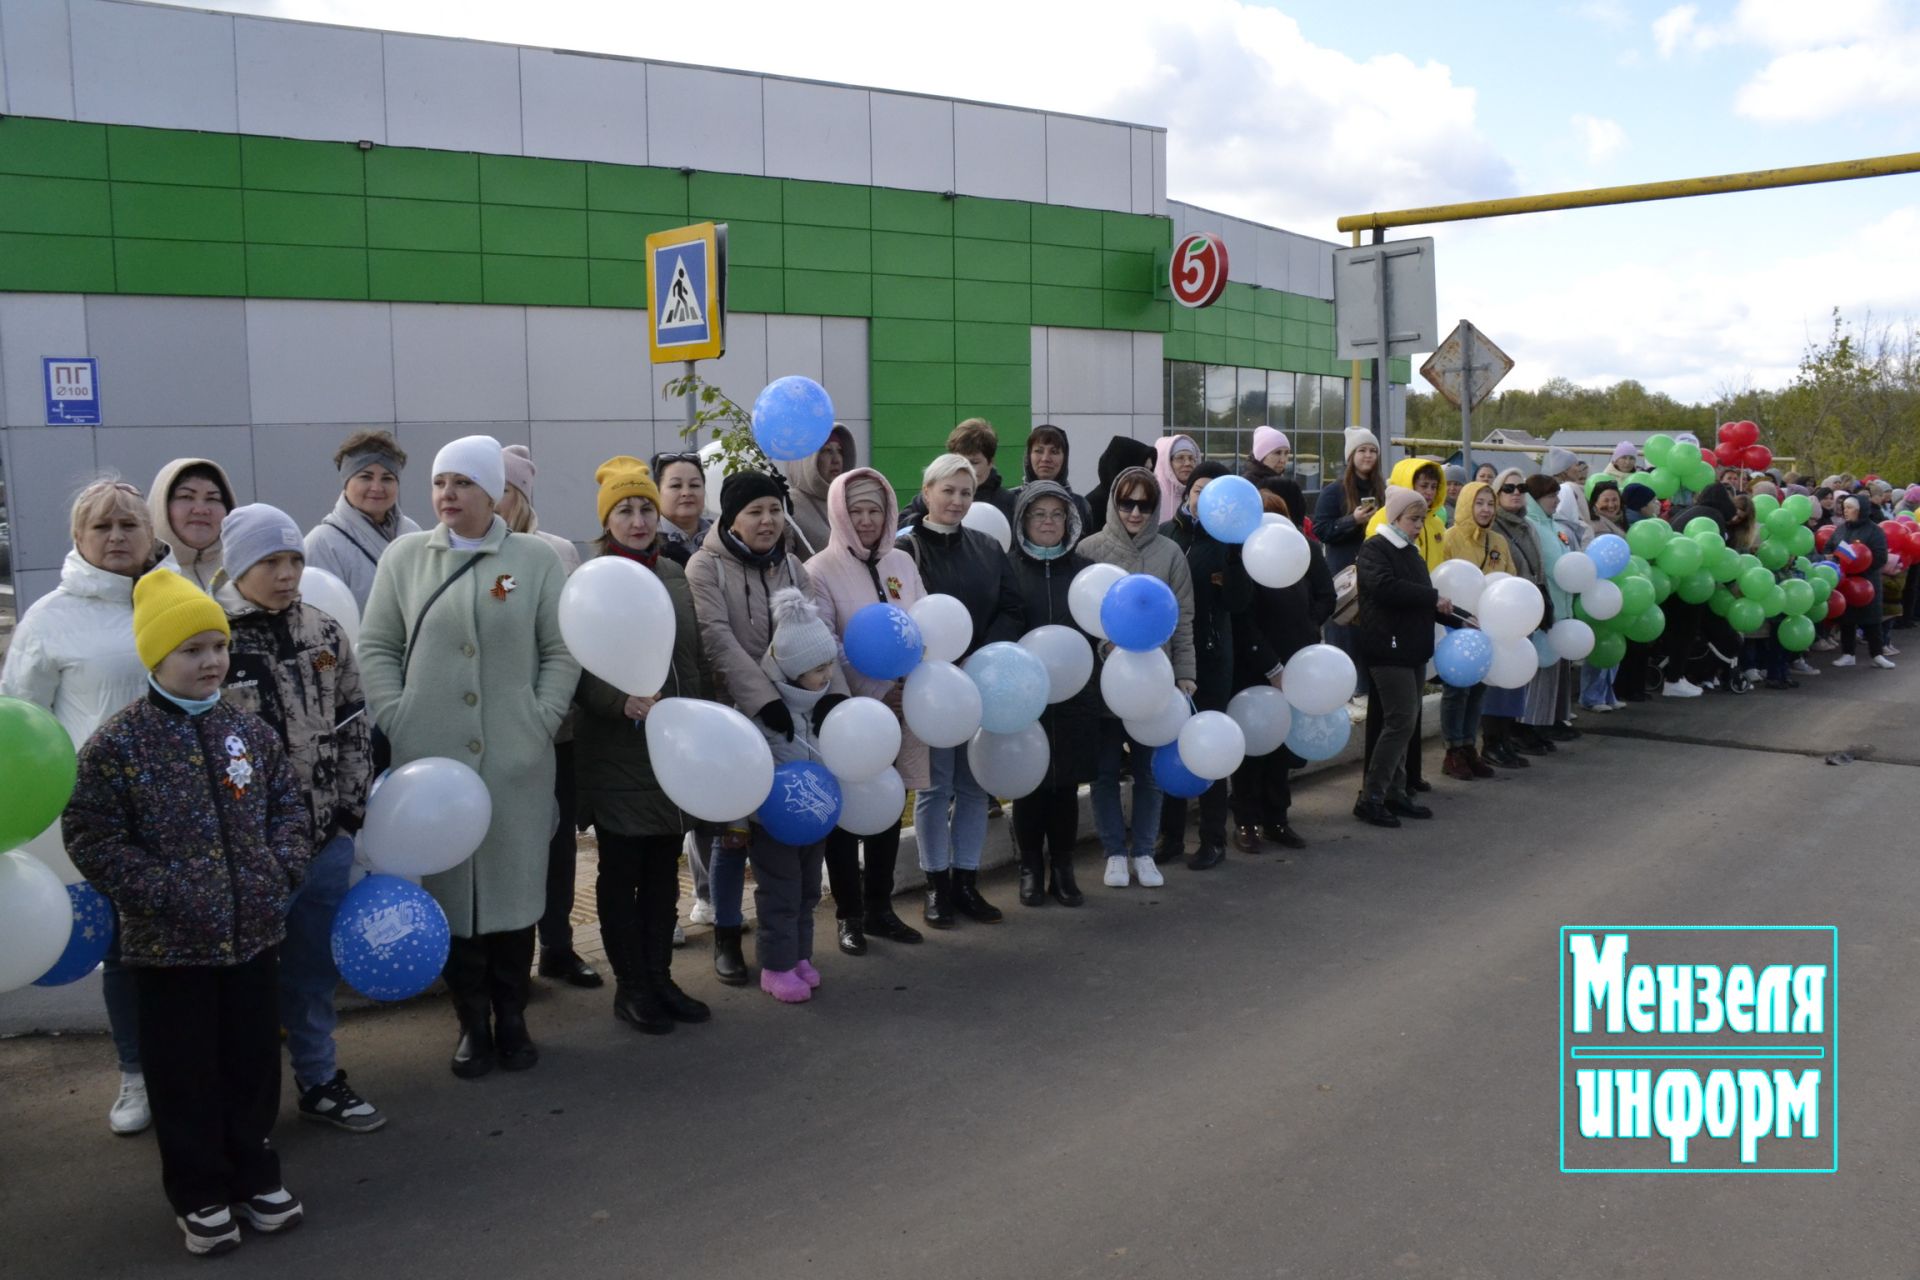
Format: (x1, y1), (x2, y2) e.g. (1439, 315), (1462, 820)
(708, 841), (747, 928)
(1579, 663), (1617, 709)
(102, 926), (141, 1072)
(1091, 721), (1163, 860)
(1439, 682), (1486, 748)
(915, 745), (990, 872)
(280, 833), (354, 1092)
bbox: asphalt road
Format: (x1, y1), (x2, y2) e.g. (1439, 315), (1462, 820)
(3, 654), (1916, 1278)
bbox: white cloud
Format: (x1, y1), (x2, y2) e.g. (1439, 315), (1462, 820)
(1652, 4), (1708, 56)
(1646, 0), (1920, 119)
(1729, 0), (1901, 49)
(1571, 114), (1627, 163)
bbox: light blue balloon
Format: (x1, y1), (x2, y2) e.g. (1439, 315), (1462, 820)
(1588, 533), (1631, 579)
(962, 641), (1050, 733)
(1284, 707), (1352, 762)
(1530, 631), (1558, 669)
(757, 761), (843, 845)
(1196, 474), (1262, 544)
(32, 882), (114, 987)
(331, 874), (450, 1002)
(1101, 573), (1178, 652)
(1433, 628), (1493, 688)
(751, 375), (836, 461)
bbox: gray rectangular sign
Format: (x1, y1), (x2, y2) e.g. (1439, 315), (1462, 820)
(1334, 237), (1439, 360)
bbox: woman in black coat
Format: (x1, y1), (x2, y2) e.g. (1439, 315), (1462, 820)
(1006, 481), (1100, 906)
(1834, 493), (1892, 667)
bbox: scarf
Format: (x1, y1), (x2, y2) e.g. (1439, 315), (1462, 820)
(602, 536), (659, 569)
(1494, 505), (1543, 584)
(718, 526), (786, 571)
(148, 673), (220, 715)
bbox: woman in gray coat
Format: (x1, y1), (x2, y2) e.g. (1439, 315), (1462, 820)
(302, 429), (421, 611)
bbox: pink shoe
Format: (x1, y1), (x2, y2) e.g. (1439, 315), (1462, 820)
(760, 968), (812, 1003)
(794, 959), (821, 989)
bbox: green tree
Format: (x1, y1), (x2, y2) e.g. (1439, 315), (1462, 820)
(1767, 310), (1920, 480)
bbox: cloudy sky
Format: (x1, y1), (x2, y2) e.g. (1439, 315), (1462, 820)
(197, 0), (1920, 402)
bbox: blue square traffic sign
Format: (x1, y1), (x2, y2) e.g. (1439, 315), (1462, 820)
(44, 357), (101, 425)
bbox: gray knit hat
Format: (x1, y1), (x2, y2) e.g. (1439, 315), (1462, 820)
(766, 587), (840, 681)
(221, 503), (305, 579)
(1542, 446), (1578, 475)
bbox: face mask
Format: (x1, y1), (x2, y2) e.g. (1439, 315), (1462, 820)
(148, 672), (221, 716)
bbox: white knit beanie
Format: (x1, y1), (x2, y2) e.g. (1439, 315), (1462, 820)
(431, 435), (507, 503)
(1344, 427), (1380, 461)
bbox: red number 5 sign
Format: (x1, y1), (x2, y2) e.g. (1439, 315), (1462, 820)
(1170, 233), (1229, 309)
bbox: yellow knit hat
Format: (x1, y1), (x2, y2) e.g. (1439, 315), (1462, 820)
(595, 455), (663, 528)
(133, 569), (230, 670)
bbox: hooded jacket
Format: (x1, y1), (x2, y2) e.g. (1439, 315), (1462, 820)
(212, 575), (372, 845)
(1008, 427), (1092, 534)
(686, 526), (848, 723)
(1162, 497), (1257, 709)
(1440, 482), (1514, 573)
(1364, 459), (1449, 569)
(1356, 525), (1441, 668)
(898, 511), (1026, 662)
(1837, 505), (1888, 624)
(804, 467), (929, 789)
(148, 457), (237, 590)
(1084, 436), (1156, 537)
(1527, 494), (1574, 624)
(1008, 481), (1100, 788)
(1668, 483), (1736, 535)
(782, 423), (856, 559)
(1075, 467), (1198, 684)
(304, 492), (423, 611)
(1152, 434), (1200, 524)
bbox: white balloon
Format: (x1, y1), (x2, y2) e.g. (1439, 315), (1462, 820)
(1582, 579), (1624, 621)
(967, 724), (1050, 799)
(359, 757), (492, 877)
(1431, 559), (1486, 611)
(1553, 551), (1598, 594)
(910, 593), (973, 665)
(299, 566), (360, 647)
(1280, 643), (1358, 716)
(1226, 685), (1292, 756)
(559, 556), (674, 696)
(1242, 520), (1310, 588)
(1483, 571), (1512, 589)
(1019, 625), (1094, 704)
(1099, 647), (1175, 720)
(1068, 563), (1125, 640)
(18, 825), (84, 886)
(818, 697), (901, 784)
(1486, 635), (1539, 689)
(1549, 618), (1597, 661)
(960, 501), (1012, 551)
(837, 767), (907, 835)
(645, 697), (775, 822)
(903, 661), (983, 747)
(1177, 711), (1246, 780)
(1478, 576), (1546, 639)
(1123, 685), (1193, 747)
(0, 850), (72, 993)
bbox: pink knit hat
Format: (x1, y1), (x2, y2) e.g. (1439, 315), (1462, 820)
(1251, 425), (1290, 462)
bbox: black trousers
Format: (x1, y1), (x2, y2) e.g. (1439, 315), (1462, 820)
(1011, 785), (1079, 865)
(823, 823), (903, 922)
(442, 927), (536, 1031)
(1230, 749), (1292, 829)
(1659, 600), (1703, 679)
(1160, 779), (1230, 849)
(1362, 669), (1424, 787)
(135, 950), (282, 1214)
(538, 741), (577, 955)
(594, 830), (683, 989)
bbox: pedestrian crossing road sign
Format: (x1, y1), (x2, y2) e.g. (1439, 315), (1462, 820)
(647, 222), (728, 363)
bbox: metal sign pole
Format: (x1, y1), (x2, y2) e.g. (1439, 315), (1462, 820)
(683, 360), (696, 432)
(1460, 322), (1474, 475)
(1371, 229), (1388, 445)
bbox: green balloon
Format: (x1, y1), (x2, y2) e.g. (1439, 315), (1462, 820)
(1793, 555), (1814, 575)
(1684, 461), (1717, 491)
(1589, 632), (1628, 668)
(1784, 494), (1814, 524)
(1805, 590), (1831, 620)
(1778, 615), (1816, 652)
(1625, 607), (1667, 643)
(1618, 575), (1655, 616)
(1756, 541), (1790, 571)
(1738, 565), (1774, 598)
(1626, 554), (1651, 580)
(1647, 564), (1673, 603)
(1686, 517), (1722, 539)
(1644, 434), (1676, 469)
(1627, 519), (1671, 558)
(1727, 599), (1765, 633)
(1763, 508), (1799, 541)
(0, 696), (78, 850)
(1759, 583), (1786, 615)
(1789, 526), (1815, 557)
(1709, 587), (1736, 617)
(1813, 565), (1840, 591)
(1736, 553), (1762, 574)
(1649, 467), (1681, 500)
(1708, 545), (1743, 581)
(1752, 493), (1780, 519)
(1780, 578), (1815, 615)
(1677, 568), (1716, 604)
(1657, 537), (1704, 577)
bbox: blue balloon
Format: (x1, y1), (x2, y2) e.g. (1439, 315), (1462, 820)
(757, 761), (843, 846)
(1285, 707), (1352, 762)
(1433, 628), (1493, 688)
(32, 882), (113, 987)
(962, 641), (1050, 733)
(751, 376), (836, 461)
(1588, 533), (1631, 579)
(844, 602), (924, 680)
(1101, 573), (1178, 652)
(1151, 743), (1210, 798)
(1195, 474), (1262, 544)
(331, 874), (451, 1002)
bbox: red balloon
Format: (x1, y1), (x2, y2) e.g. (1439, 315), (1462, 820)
(1742, 444), (1773, 471)
(1834, 541), (1871, 575)
(1840, 576), (1876, 608)
(1816, 525), (1840, 552)
(1826, 590), (1847, 620)
(1720, 420), (1760, 449)
(1714, 441), (1744, 466)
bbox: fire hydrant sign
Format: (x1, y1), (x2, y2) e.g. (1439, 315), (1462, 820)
(1169, 233), (1229, 308)
(646, 222), (728, 364)
(43, 357), (100, 425)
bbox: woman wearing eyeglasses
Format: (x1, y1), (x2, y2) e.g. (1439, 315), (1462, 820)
(650, 452), (713, 565)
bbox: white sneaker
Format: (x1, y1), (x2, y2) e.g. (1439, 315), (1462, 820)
(1132, 856), (1165, 888)
(1873, 655), (1897, 669)
(688, 897), (716, 926)
(1663, 679), (1703, 698)
(1790, 658), (1818, 675)
(1884, 643), (1901, 656)
(1743, 667), (1763, 682)
(110, 1071), (150, 1135)
(1812, 635), (1839, 651)
(233, 1187), (303, 1233)
(1832, 654), (1856, 668)
(177, 1205), (241, 1256)
(1103, 855), (1130, 888)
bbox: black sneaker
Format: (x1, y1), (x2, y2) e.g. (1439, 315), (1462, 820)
(177, 1205), (242, 1256)
(235, 1187), (303, 1233)
(298, 1070), (387, 1133)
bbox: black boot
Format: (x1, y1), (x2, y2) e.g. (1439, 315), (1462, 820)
(1048, 849), (1084, 907)
(1259, 822), (1306, 850)
(1353, 793), (1401, 828)
(922, 869), (956, 930)
(613, 984), (675, 1035)
(1186, 841), (1226, 870)
(1386, 791), (1433, 819)
(445, 936), (494, 1079)
(640, 860), (710, 1022)
(950, 869), (1003, 923)
(837, 917), (868, 955)
(493, 1010), (539, 1071)
(712, 926), (750, 986)
(864, 906), (924, 944)
(537, 947), (604, 988)
(1018, 845), (1046, 907)
(450, 1013), (494, 1079)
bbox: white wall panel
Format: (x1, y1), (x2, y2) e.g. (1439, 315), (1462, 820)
(0, 294), (88, 428)
(525, 307), (648, 422)
(1030, 326), (1049, 418)
(527, 420), (651, 542)
(820, 316), (868, 423)
(245, 300), (395, 426)
(695, 313), (767, 411)
(70, 0), (236, 132)
(1046, 328), (1133, 416)
(1132, 331), (1164, 416)
(392, 304), (530, 424)
(382, 33), (520, 154)
(1288, 235), (1325, 301)
(13, 567), (61, 614)
(519, 49), (648, 166)
(1045, 413), (1130, 495)
(390, 421), (530, 513)
(2, 426), (98, 571)
(84, 296), (251, 428)
(1129, 128), (1155, 216)
(1220, 214), (1262, 284)
(1044, 115), (1130, 213)
(1151, 130), (1167, 216)
(870, 91), (951, 193)
(763, 79), (870, 186)
(646, 65), (762, 175)
(1256, 227), (1291, 292)
(235, 17), (385, 144)
(1, 0), (76, 118)
(764, 314), (823, 383)
(96, 424), (254, 507)
(954, 103), (1044, 202)
(250, 422), (365, 528)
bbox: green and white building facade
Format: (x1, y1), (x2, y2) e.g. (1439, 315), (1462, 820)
(0, 0), (1406, 609)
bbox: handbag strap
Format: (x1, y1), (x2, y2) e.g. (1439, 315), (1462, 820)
(401, 552), (484, 683)
(323, 518), (383, 568)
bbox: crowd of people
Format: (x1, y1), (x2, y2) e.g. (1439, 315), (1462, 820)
(0, 414), (1905, 1257)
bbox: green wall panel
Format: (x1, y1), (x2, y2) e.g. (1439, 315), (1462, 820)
(872, 319), (955, 363)
(784, 179), (869, 229)
(0, 232), (116, 291)
(0, 175), (112, 237)
(0, 118), (109, 179)
(244, 190), (365, 248)
(484, 254), (589, 306)
(368, 249), (483, 302)
(785, 225), (870, 274)
(955, 321), (1029, 364)
(241, 136), (364, 195)
(366, 147), (478, 202)
(872, 274), (953, 320)
(871, 188), (951, 236)
(112, 183), (244, 242)
(589, 259), (648, 308)
(784, 268), (869, 316)
(107, 126), (239, 187)
(872, 231), (952, 279)
(955, 280), (1028, 323)
(1031, 204), (1102, 248)
(689, 171), (782, 222)
(954, 237), (1029, 283)
(480, 204), (588, 258)
(479, 154), (586, 209)
(246, 244), (368, 299)
(368, 197), (481, 252)
(115, 238), (246, 295)
(953, 197), (1028, 243)
(1032, 243), (1101, 289)
(587, 163), (686, 216)
(727, 266), (784, 313)
(871, 360), (955, 405)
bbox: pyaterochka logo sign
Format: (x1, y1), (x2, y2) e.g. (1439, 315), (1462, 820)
(1560, 926), (1838, 1173)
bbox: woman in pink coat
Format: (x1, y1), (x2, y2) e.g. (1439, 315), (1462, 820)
(806, 468), (929, 955)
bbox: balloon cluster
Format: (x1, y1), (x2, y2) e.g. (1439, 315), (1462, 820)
(0, 697), (90, 993)
(1710, 419), (1773, 474)
(1636, 430), (1720, 501)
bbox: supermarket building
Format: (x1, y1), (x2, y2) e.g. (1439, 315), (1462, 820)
(0, 0), (1407, 609)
